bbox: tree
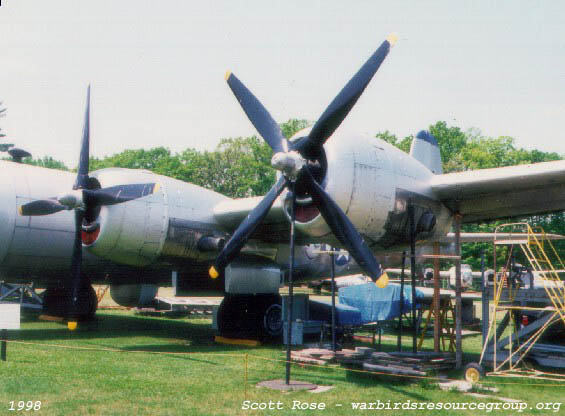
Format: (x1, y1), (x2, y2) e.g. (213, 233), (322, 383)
(375, 130), (411, 153)
(280, 118), (310, 139)
(24, 156), (68, 171)
(86, 118), (310, 198)
(428, 121), (468, 172)
(0, 102), (6, 139)
(174, 137), (275, 197)
(0, 102), (11, 152)
(89, 147), (175, 172)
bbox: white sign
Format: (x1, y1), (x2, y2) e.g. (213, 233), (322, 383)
(0, 303), (20, 330)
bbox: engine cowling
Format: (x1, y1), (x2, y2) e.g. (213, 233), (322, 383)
(110, 283), (158, 307)
(224, 259), (282, 295)
(82, 168), (229, 268)
(281, 129), (452, 249)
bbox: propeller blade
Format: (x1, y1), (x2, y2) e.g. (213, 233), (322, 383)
(304, 34), (397, 152)
(302, 169), (382, 280)
(83, 183), (160, 206)
(75, 85), (91, 190)
(68, 209), (84, 330)
(18, 199), (67, 216)
(210, 175), (287, 278)
(225, 71), (289, 154)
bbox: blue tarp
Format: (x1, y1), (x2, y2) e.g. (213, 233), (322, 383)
(309, 299), (363, 325)
(338, 283), (423, 324)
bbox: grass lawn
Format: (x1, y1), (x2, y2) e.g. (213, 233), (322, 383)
(0, 307), (564, 416)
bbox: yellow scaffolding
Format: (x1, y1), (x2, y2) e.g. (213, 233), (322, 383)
(478, 223), (565, 380)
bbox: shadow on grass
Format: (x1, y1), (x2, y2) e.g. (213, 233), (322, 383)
(9, 311), (253, 354)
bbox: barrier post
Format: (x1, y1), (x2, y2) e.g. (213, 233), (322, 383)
(1, 329), (6, 361)
(244, 353), (248, 399)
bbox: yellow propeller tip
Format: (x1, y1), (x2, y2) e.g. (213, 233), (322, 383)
(18, 206), (23, 215)
(386, 32), (398, 47)
(375, 272), (389, 289)
(153, 183), (161, 194)
(209, 266), (219, 279)
(67, 321), (77, 331)
(224, 70), (232, 81)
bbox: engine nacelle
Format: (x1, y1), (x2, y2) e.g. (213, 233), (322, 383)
(110, 283), (158, 307)
(83, 168), (229, 268)
(282, 129), (452, 249)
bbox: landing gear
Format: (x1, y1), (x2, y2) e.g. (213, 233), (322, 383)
(217, 294), (282, 340)
(42, 284), (98, 321)
(263, 302), (283, 338)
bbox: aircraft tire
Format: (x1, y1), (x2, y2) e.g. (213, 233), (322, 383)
(463, 362), (485, 383)
(42, 287), (71, 317)
(217, 294), (256, 338)
(217, 294), (282, 340)
(77, 284), (98, 321)
(259, 295), (283, 340)
(42, 284), (97, 321)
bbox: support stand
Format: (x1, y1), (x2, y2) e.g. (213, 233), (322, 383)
(0, 282), (43, 310)
(408, 205), (417, 353)
(330, 249), (337, 353)
(454, 213), (463, 369)
(481, 249), (489, 344)
(285, 182), (297, 385)
(397, 251), (406, 352)
(433, 242), (441, 352)
(172, 271), (178, 297)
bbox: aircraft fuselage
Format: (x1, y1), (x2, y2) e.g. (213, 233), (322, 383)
(0, 131), (454, 286)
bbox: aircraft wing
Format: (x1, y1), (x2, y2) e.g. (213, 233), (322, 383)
(213, 196), (292, 243)
(440, 232), (565, 244)
(431, 160), (565, 223)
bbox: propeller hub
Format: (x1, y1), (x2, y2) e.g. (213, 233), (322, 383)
(271, 151), (306, 180)
(57, 190), (84, 210)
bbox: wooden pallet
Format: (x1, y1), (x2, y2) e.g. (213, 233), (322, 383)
(292, 348), (456, 376)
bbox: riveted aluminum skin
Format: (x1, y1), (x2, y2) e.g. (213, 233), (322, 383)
(88, 168), (230, 267)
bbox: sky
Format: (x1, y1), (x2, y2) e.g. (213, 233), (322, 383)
(0, 0), (564, 168)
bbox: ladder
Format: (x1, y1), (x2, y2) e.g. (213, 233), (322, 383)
(514, 224), (565, 325)
(417, 295), (456, 352)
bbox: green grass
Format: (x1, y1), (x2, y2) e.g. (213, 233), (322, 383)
(0, 310), (564, 415)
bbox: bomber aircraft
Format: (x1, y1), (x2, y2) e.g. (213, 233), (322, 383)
(3, 33), (565, 338)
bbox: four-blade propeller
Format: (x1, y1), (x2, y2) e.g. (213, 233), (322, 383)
(210, 34), (398, 283)
(18, 86), (160, 329)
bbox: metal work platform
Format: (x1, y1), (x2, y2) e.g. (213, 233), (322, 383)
(135, 297), (220, 316)
(0, 282), (43, 310)
(485, 286), (564, 303)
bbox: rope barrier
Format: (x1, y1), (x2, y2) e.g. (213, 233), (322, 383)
(5, 339), (246, 358)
